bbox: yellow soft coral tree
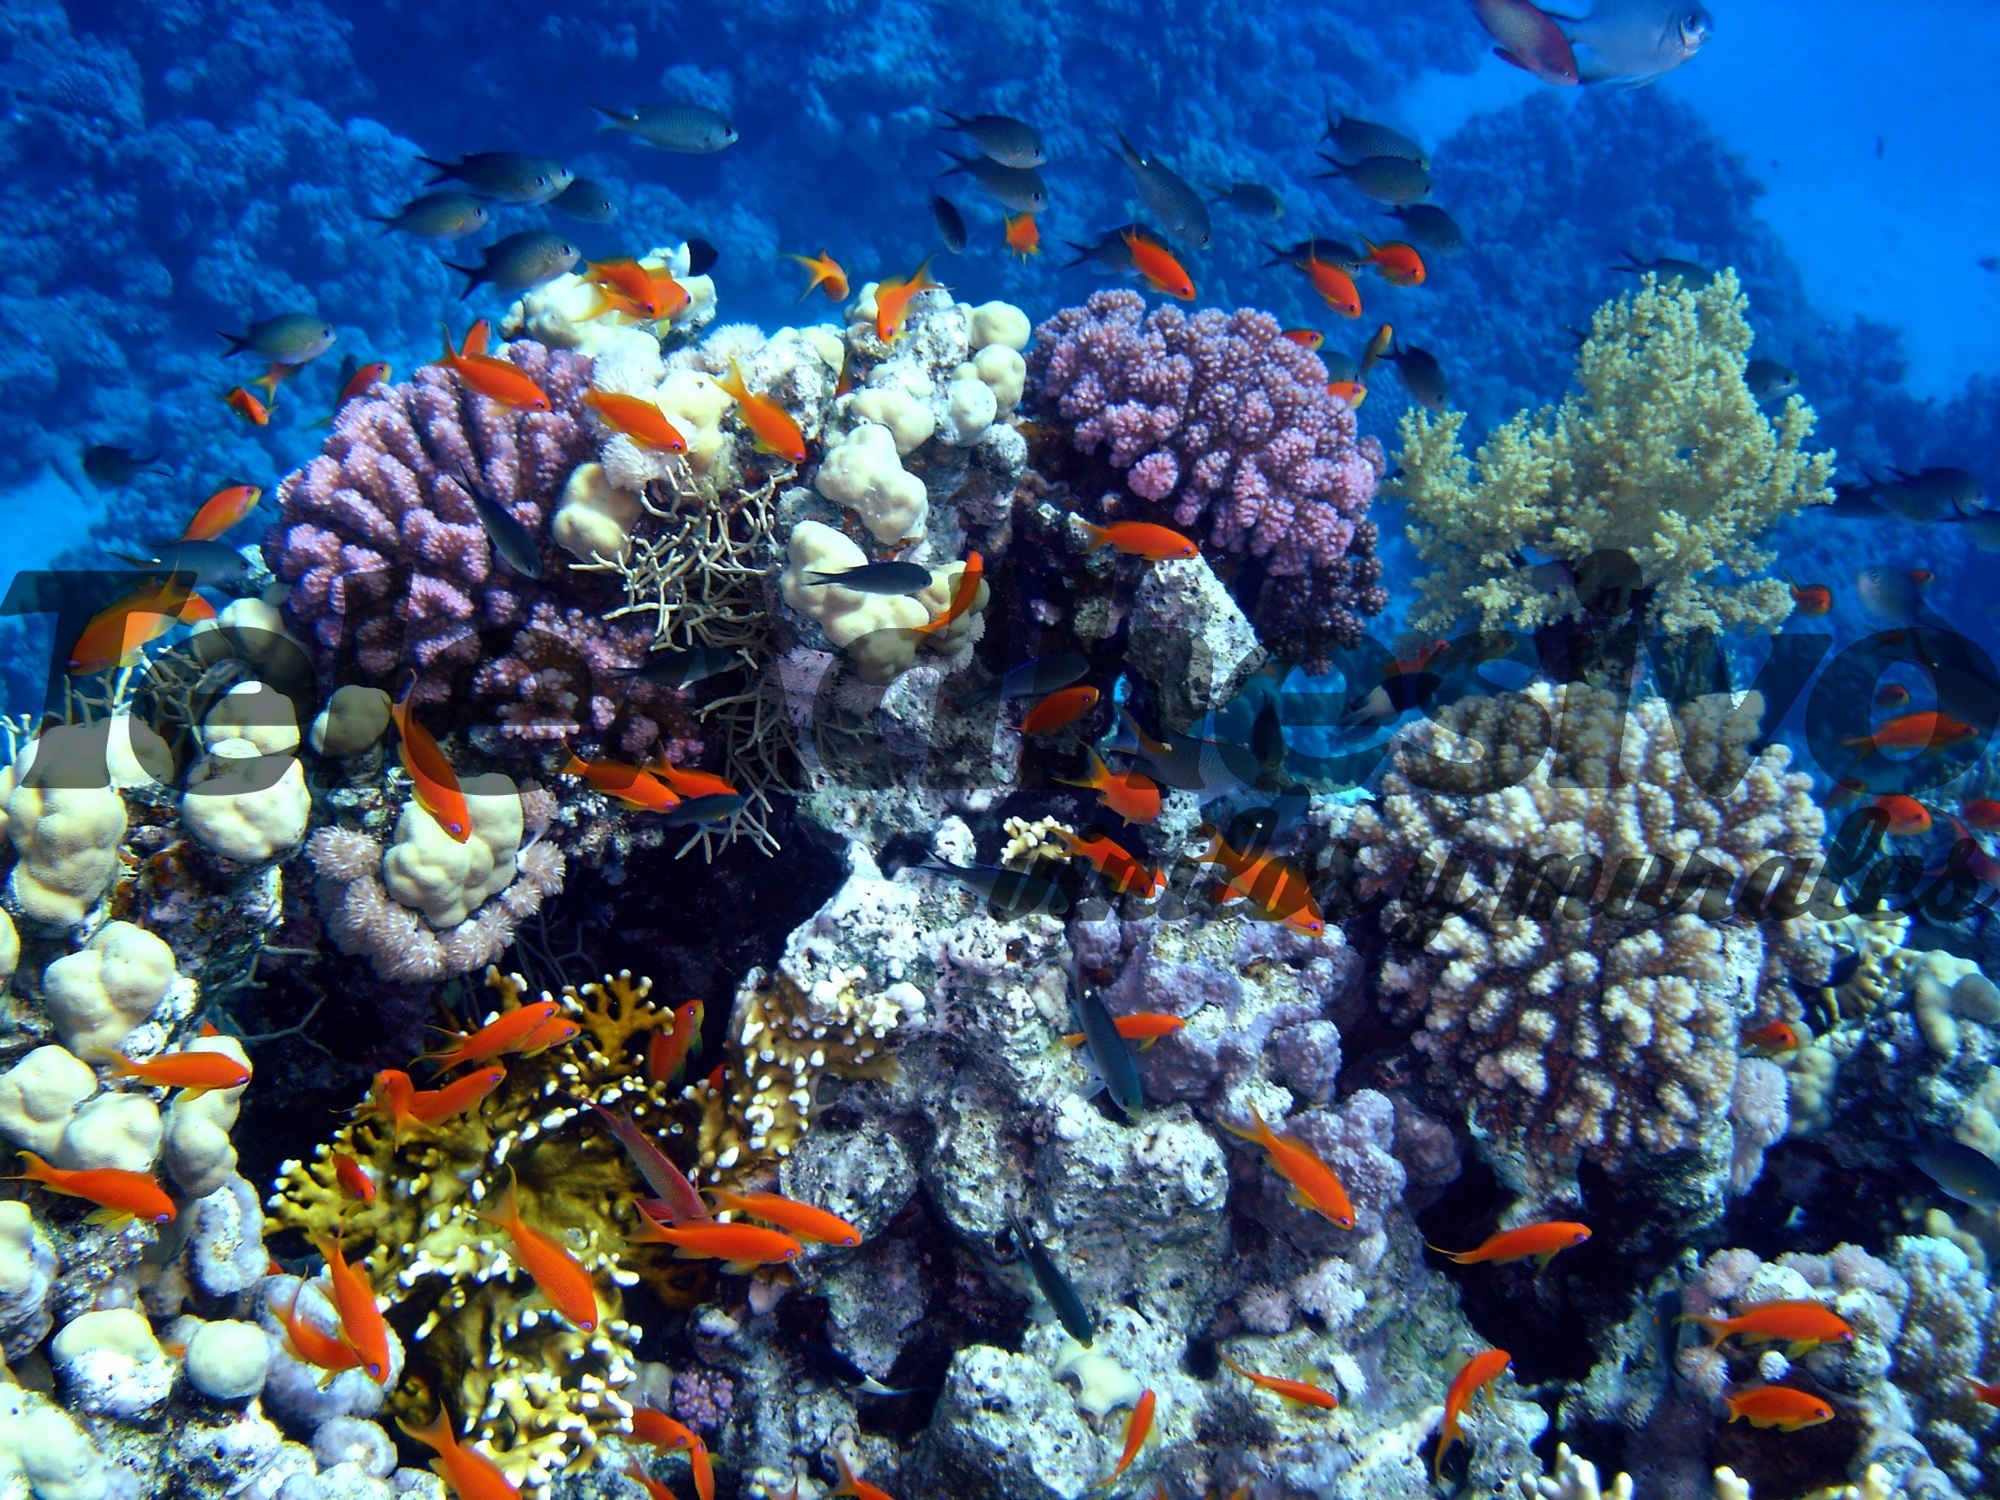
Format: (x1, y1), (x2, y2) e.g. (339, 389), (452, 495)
(1393, 269), (1834, 635)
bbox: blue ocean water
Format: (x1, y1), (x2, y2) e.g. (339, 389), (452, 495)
(6, 4), (2000, 1499)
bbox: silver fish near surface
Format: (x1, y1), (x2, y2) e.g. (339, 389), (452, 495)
(419, 151), (572, 204)
(446, 231), (579, 298)
(594, 102), (738, 153)
(549, 178), (618, 223)
(216, 313), (336, 365)
(367, 191), (491, 240)
(936, 110), (1045, 168)
(937, 150), (1048, 213)
(1109, 130), (1211, 248)
(1554, 0), (1713, 86)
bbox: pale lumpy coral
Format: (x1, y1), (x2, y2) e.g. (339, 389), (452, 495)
(1393, 269), (1834, 635)
(1348, 684), (1827, 1228)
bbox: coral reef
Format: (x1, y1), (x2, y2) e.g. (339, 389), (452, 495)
(269, 969), (683, 1489)
(1393, 271), (1835, 635)
(1028, 288), (1386, 665)
(1347, 682), (1828, 1232)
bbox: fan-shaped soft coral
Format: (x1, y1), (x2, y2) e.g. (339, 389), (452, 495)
(1392, 269), (1834, 635)
(1028, 289), (1386, 663)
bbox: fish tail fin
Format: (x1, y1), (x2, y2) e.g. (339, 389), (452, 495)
(935, 108), (970, 130)
(7, 1151), (48, 1183)
(934, 149), (970, 177)
(443, 263), (483, 300)
(1076, 519), (1110, 551)
(397, 1407), (457, 1455)
(590, 104), (631, 127)
(215, 331), (250, 358)
(416, 155), (454, 181)
(1423, 1241), (1473, 1264)
(436, 322), (461, 364)
(716, 359), (749, 403)
(1677, 1312), (1727, 1345)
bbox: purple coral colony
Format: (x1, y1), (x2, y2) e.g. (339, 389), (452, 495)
(5, 2), (2000, 1499)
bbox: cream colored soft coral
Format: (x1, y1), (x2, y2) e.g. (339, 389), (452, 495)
(1393, 269), (1833, 635)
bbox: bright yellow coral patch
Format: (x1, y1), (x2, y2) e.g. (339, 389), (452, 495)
(1393, 269), (1834, 636)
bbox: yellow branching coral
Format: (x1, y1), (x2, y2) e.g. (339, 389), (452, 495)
(1393, 269), (1834, 635)
(268, 968), (707, 1493)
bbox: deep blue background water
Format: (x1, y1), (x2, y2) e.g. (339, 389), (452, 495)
(2, 0), (1996, 721)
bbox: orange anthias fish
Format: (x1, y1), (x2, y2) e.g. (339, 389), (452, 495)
(11, 1151), (175, 1226)
(423, 1000), (564, 1071)
(561, 750), (680, 812)
(630, 1212), (805, 1272)
(706, 1187), (863, 1247)
(1872, 794), (1932, 836)
(1094, 1388), (1156, 1487)
(1077, 519), (1200, 560)
(1220, 1353), (1338, 1410)
(1845, 710), (1978, 754)
(332, 1151), (376, 1205)
(316, 1235), (391, 1382)
(650, 759), (739, 801)
(1741, 1019), (1804, 1056)
(68, 577), (216, 675)
(1683, 1300), (1855, 1353)
(476, 1170), (600, 1332)
(785, 250), (850, 302)
(1362, 238), (1426, 286)
(1282, 329), (1323, 349)
(391, 689), (472, 841)
(1198, 828), (1324, 936)
(1062, 1013), (1185, 1050)
(648, 1001), (706, 1085)
(224, 386), (271, 426)
(874, 257), (941, 343)
(399, 1408), (520, 1500)
(354, 1068), (426, 1143)
(269, 1283), (363, 1382)
(1021, 685), (1101, 736)
(914, 552), (984, 636)
(1058, 749), (1161, 825)
(630, 1408), (715, 1500)
(831, 1447), (895, 1500)
(1427, 1221), (1591, 1267)
(1221, 1106), (1354, 1228)
(1783, 573), (1832, 616)
(587, 258), (661, 317)
(583, 390), (687, 453)
(1004, 213), (1041, 258)
(1302, 255), (1362, 318)
(1435, 1349), (1512, 1479)
(717, 358), (808, 464)
(1326, 380), (1367, 408)
(1053, 828), (1166, 899)
(329, 360), (393, 414)
(437, 325), (551, 411)
(1724, 1386), (1835, 1431)
(1964, 798), (2000, 832)
(181, 483), (264, 542)
(645, 272), (692, 320)
(101, 1048), (251, 1099)
(407, 1065), (507, 1127)
(1124, 230), (1196, 301)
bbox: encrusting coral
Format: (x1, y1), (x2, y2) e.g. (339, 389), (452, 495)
(269, 968), (709, 1490)
(1347, 683), (1828, 1232)
(1393, 269), (1835, 634)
